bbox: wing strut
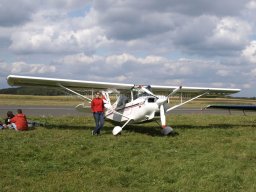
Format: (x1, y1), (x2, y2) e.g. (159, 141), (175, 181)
(167, 86), (182, 97)
(58, 84), (92, 102)
(167, 91), (209, 112)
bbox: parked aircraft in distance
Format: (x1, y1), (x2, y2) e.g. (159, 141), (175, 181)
(206, 104), (256, 115)
(7, 75), (240, 135)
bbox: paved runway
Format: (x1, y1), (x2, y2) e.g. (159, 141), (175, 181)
(1, 105), (252, 117)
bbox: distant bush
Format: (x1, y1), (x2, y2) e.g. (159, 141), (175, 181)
(0, 87), (65, 96)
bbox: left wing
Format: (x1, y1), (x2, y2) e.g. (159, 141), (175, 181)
(7, 75), (240, 95)
(7, 75), (134, 90)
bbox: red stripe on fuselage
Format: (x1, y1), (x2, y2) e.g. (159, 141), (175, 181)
(105, 101), (145, 117)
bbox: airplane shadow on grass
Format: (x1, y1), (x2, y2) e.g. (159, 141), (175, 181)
(43, 123), (168, 136)
(41, 121), (255, 137)
(174, 123), (255, 129)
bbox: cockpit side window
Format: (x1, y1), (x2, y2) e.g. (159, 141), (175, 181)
(147, 97), (155, 103)
(116, 94), (130, 107)
(133, 85), (152, 99)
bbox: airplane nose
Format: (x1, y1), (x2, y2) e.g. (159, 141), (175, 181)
(156, 96), (167, 105)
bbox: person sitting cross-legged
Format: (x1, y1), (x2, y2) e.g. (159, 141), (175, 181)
(10, 109), (28, 131)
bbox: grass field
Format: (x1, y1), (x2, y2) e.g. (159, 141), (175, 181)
(1, 114), (256, 192)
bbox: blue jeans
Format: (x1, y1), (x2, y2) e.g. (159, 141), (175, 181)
(93, 112), (104, 134)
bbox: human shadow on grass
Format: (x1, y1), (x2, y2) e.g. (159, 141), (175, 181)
(43, 123), (100, 130)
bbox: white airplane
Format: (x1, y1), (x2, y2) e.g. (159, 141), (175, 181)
(7, 75), (240, 135)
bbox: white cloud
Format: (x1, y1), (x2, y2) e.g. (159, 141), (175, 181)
(9, 9), (108, 54)
(216, 69), (231, 77)
(242, 41), (256, 64)
(62, 53), (102, 64)
(242, 83), (252, 89)
(250, 68), (256, 76)
(0, 0), (91, 27)
(53, 53), (243, 88)
(246, 0), (256, 10)
(211, 82), (225, 87)
(13, 27), (97, 52)
(209, 17), (251, 50)
(106, 54), (137, 66)
(0, 0), (255, 96)
(0, 61), (56, 75)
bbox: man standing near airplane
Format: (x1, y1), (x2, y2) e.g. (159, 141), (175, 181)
(91, 91), (105, 135)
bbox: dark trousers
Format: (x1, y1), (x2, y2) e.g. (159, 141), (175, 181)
(93, 112), (104, 134)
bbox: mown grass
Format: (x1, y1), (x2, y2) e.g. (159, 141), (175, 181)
(0, 114), (256, 192)
(0, 94), (80, 106)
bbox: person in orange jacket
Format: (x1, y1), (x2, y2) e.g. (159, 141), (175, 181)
(10, 109), (28, 131)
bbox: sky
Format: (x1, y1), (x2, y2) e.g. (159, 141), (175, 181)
(0, 0), (256, 97)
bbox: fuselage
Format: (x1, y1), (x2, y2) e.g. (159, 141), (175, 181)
(105, 95), (166, 123)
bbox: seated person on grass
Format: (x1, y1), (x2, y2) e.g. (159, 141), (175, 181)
(0, 121), (4, 129)
(10, 109), (28, 131)
(3, 111), (15, 129)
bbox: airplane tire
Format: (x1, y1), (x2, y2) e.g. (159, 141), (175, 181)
(112, 126), (122, 136)
(161, 126), (173, 135)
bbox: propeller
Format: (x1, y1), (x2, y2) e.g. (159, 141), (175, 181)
(160, 104), (173, 135)
(160, 104), (166, 127)
(140, 86), (182, 135)
(140, 86), (158, 98)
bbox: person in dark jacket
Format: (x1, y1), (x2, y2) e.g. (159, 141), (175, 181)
(91, 91), (105, 135)
(3, 111), (15, 129)
(0, 121), (3, 130)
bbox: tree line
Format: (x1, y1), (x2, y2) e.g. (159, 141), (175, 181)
(0, 87), (65, 96)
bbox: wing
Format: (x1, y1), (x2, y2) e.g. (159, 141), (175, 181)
(150, 85), (240, 95)
(206, 105), (256, 110)
(7, 75), (134, 90)
(7, 75), (240, 95)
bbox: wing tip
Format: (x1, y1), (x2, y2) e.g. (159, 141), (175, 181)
(7, 75), (15, 86)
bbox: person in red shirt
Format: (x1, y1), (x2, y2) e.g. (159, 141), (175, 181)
(91, 91), (104, 135)
(10, 109), (28, 131)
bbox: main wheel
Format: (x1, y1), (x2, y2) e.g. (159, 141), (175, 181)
(161, 126), (174, 135)
(112, 126), (122, 136)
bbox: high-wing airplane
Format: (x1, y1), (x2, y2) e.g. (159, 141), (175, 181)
(7, 75), (240, 135)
